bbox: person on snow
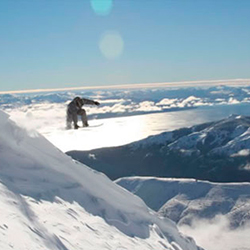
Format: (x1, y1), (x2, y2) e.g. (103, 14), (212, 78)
(66, 96), (100, 129)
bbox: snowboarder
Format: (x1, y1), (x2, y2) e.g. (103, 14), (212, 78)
(66, 96), (100, 129)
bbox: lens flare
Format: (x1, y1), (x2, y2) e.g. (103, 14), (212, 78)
(99, 31), (124, 60)
(90, 0), (113, 16)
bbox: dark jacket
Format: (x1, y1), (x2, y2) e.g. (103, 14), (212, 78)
(67, 97), (98, 114)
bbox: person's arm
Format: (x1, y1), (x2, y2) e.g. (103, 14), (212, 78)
(82, 98), (100, 106)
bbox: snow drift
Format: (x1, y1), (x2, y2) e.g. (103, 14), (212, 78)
(0, 110), (201, 250)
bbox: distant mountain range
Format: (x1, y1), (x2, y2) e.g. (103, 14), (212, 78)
(2, 85), (250, 113)
(67, 115), (250, 182)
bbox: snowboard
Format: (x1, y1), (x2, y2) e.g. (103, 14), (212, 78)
(83, 123), (103, 128)
(65, 123), (103, 130)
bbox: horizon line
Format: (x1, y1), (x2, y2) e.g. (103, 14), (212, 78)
(1, 78), (250, 94)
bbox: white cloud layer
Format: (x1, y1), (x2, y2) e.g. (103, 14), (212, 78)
(2, 85), (250, 151)
(179, 215), (250, 250)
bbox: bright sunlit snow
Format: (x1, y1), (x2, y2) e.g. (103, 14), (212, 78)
(0, 110), (201, 250)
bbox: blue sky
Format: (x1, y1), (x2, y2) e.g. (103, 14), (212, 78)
(0, 0), (250, 92)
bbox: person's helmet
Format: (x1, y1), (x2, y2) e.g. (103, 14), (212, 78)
(74, 97), (83, 107)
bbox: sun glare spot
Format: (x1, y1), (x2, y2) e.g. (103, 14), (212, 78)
(99, 31), (124, 60)
(90, 0), (113, 16)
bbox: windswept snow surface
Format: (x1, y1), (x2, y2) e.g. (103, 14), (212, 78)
(0, 110), (201, 250)
(115, 177), (250, 250)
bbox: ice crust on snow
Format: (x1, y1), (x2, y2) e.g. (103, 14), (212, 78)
(0, 110), (201, 250)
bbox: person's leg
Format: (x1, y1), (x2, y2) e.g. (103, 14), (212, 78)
(72, 112), (79, 129)
(77, 109), (89, 127)
(66, 111), (73, 129)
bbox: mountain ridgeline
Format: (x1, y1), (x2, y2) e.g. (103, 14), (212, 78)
(115, 177), (250, 229)
(67, 115), (250, 182)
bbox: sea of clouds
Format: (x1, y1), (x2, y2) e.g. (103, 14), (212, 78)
(2, 85), (250, 145)
(0, 86), (250, 136)
(2, 85), (250, 119)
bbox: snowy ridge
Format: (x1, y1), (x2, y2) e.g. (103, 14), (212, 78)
(132, 114), (250, 157)
(0, 110), (201, 250)
(115, 177), (250, 228)
(132, 131), (174, 149)
(167, 115), (250, 156)
(115, 177), (250, 250)
(69, 115), (250, 182)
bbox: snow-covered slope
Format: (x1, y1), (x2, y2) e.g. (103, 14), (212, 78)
(0, 110), (201, 250)
(115, 177), (250, 228)
(68, 115), (250, 182)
